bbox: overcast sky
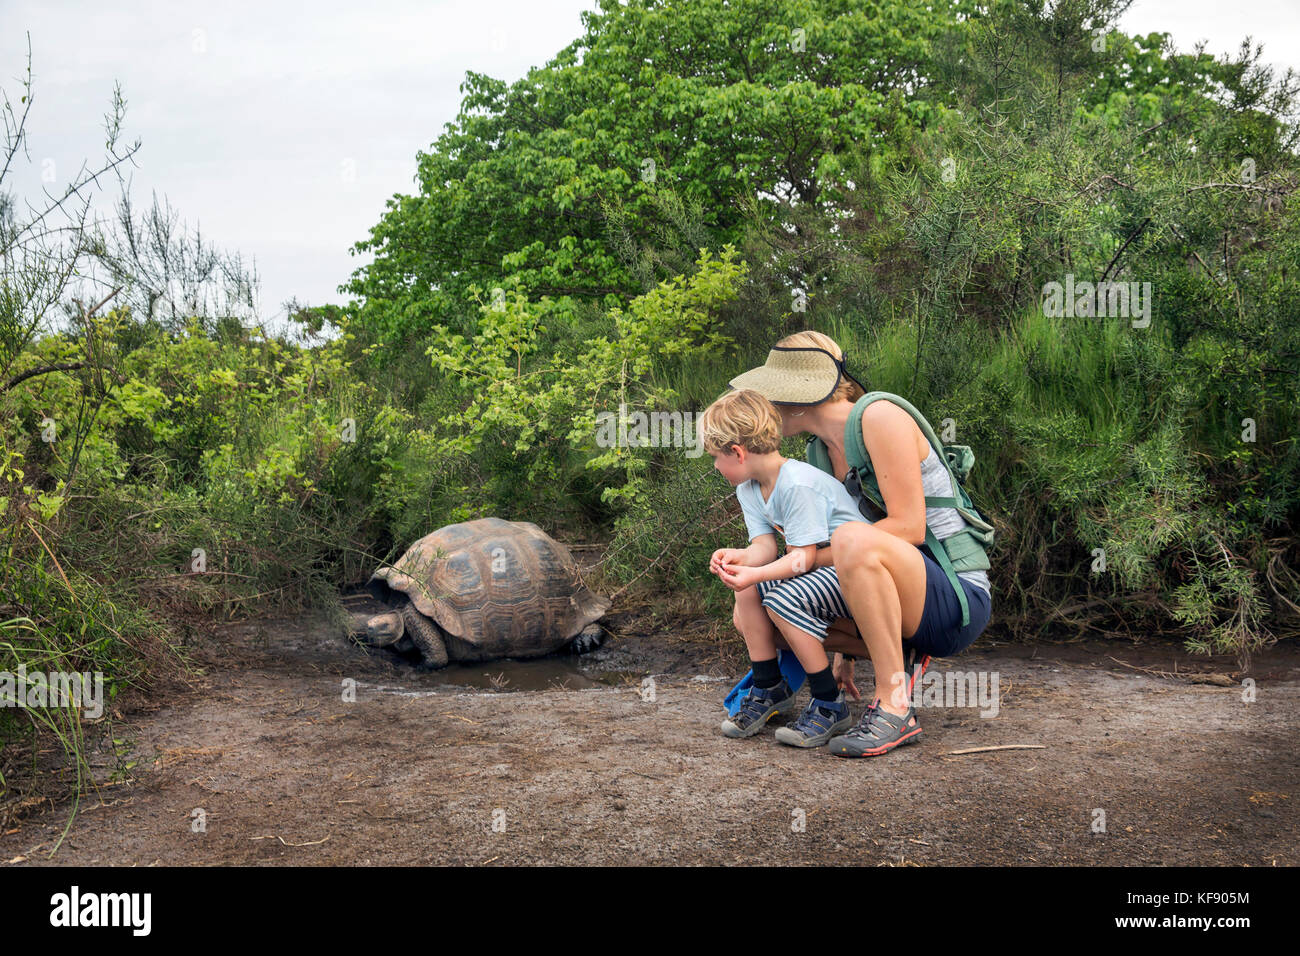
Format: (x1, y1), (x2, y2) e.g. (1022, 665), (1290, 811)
(2, 0), (1296, 328)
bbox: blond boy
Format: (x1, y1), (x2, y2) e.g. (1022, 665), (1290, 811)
(700, 388), (869, 747)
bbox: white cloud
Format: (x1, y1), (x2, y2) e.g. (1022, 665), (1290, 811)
(1, 0), (600, 324)
(1118, 0), (1299, 76)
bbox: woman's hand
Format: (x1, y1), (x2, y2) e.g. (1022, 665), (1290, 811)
(832, 653), (861, 702)
(717, 562), (763, 592)
(709, 548), (747, 575)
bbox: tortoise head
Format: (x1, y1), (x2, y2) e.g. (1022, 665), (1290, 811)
(363, 610), (405, 647)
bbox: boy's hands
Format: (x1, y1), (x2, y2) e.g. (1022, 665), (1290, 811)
(715, 562), (763, 591)
(709, 548), (748, 574)
(710, 548), (763, 591)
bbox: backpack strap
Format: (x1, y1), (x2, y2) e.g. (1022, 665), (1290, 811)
(849, 392), (966, 506)
(805, 434), (833, 476)
(844, 392), (974, 628)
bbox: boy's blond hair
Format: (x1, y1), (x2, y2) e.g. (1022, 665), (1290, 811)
(699, 388), (784, 456)
(776, 330), (866, 404)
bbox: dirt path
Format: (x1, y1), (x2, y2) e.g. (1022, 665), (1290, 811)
(3, 610), (1297, 866)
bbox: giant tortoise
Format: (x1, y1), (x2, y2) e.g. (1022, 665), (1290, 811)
(360, 517), (610, 668)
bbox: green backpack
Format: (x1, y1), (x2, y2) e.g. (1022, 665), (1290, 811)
(806, 391), (995, 627)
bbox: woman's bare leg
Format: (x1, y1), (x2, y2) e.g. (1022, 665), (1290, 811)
(765, 617), (863, 657)
(760, 611), (869, 674)
(830, 522), (928, 717)
(823, 619), (869, 657)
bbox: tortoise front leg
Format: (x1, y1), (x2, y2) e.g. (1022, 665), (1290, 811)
(568, 624), (606, 656)
(401, 603), (450, 669)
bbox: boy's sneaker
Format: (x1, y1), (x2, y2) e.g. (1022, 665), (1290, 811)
(720, 679), (798, 738)
(774, 693), (853, 748)
(829, 700), (923, 757)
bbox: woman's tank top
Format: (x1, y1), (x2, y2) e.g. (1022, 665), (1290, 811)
(919, 444), (991, 595)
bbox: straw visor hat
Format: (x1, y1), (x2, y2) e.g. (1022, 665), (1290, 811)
(728, 344), (868, 406)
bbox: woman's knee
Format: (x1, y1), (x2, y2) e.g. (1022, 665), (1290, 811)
(831, 523), (892, 573)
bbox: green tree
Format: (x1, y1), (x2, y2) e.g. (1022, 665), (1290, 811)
(342, 0), (964, 347)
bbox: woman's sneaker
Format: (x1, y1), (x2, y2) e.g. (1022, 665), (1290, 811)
(720, 679), (797, 738)
(828, 700), (923, 757)
(774, 693), (853, 748)
(904, 644), (932, 699)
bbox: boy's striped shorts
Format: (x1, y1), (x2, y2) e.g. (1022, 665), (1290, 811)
(754, 566), (850, 642)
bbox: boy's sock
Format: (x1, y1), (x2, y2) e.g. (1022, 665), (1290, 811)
(751, 657), (782, 689)
(807, 666), (839, 702)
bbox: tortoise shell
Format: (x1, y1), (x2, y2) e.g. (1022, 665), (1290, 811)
(366, 517), (608, 662)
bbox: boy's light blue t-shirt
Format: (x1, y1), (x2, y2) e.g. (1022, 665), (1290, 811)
(736, 458), (867, 546)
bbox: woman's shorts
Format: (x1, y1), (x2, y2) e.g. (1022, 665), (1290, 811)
(753, 548), (991, 658)
(908, 547), (991, 658)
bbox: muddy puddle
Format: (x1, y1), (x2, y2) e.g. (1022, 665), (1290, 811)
(242, 594), (696, 697)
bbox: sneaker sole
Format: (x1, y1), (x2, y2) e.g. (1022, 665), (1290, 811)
(719, 697), (798, 738)
(828, 725), (923, 757)
(774, 713), (854, 748)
